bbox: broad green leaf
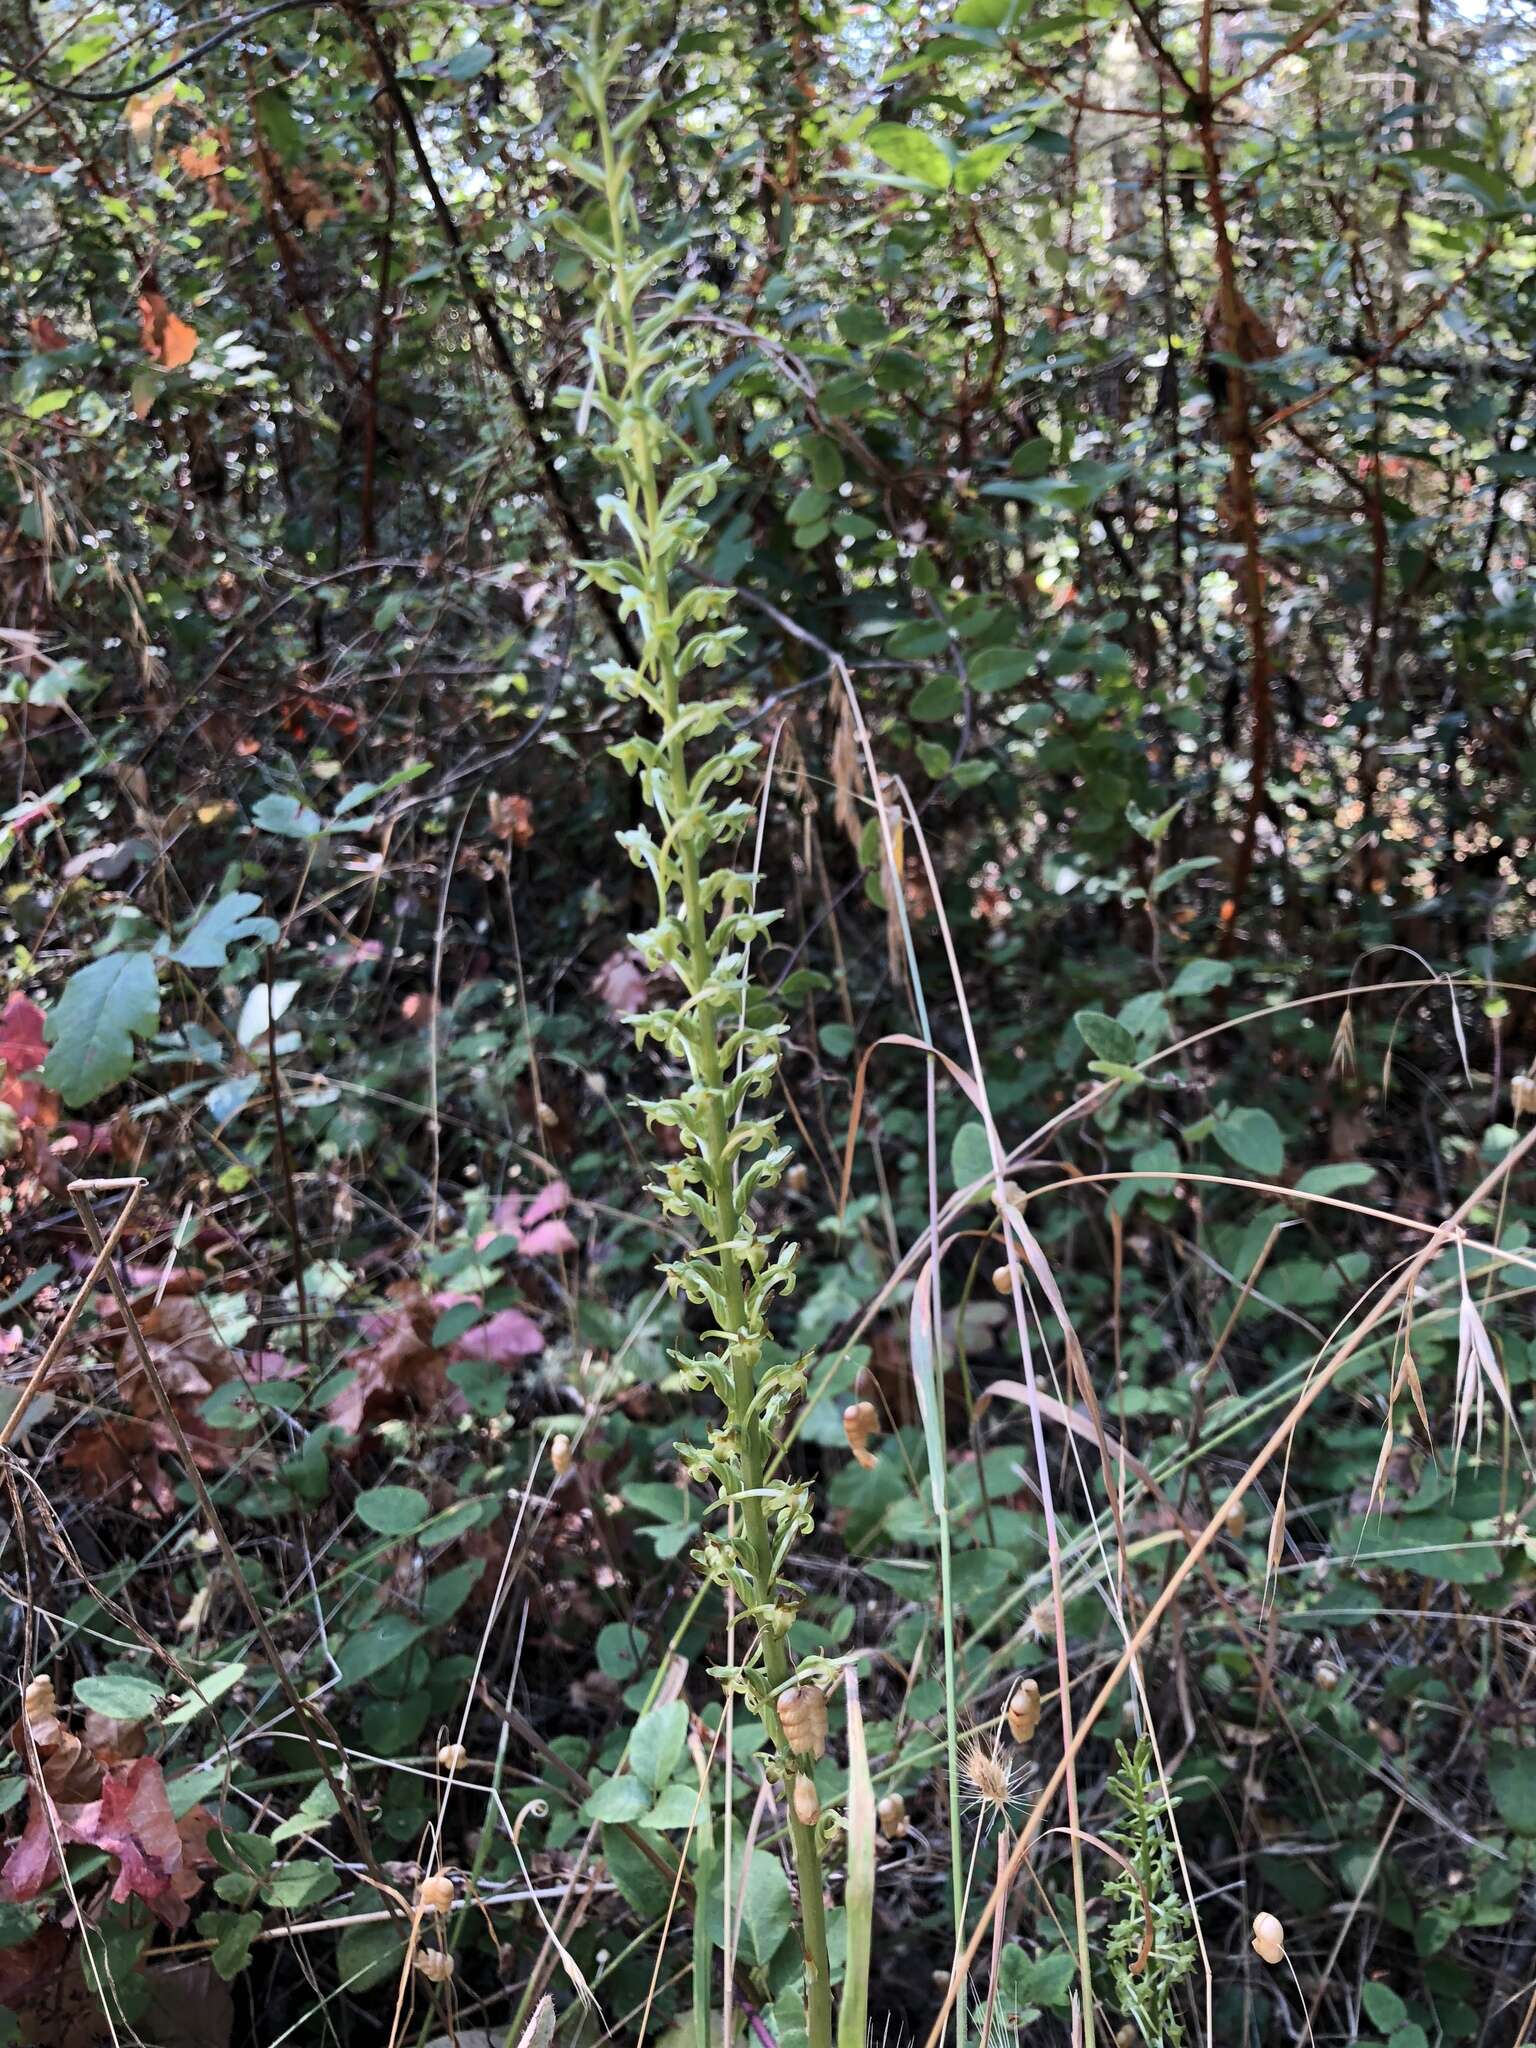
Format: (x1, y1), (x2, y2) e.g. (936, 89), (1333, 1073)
(582, 1775), (651, 1824)
(171, 893), (279, 969)
(955, 142), (1014, 194)
(74, 1674), (162, 1720)
(354, 1485), (430, 1537)
(866, 123), (953, 191)
(1074, 1010), (1136, 1064)
(251, 792), (326, 838)
(630, 1700), (688, 1792)
(951, 1119), (993, 1190)
(44, 952), (161, 1106)
(1362, 1984), (1408, 2032)
(1486, 1742), (1536, 1833)
(335, 1612), (424, 1685)
(1170, 957), (1233, 997)
(1212, 1106), (1285, 1177)
(704, 1844), (792, 1964)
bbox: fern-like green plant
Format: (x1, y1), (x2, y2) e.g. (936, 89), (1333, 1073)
(554, 19), (834, 2046)
(1104, 1735), (1197, 2048)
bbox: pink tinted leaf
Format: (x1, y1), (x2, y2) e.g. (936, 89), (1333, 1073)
(519, 1219), (577, 1258)
(452, 1308), (544, 1364)
(85, 1758), (183, 1905)
(522, 1179), (570, 1227)
(0, 1801), (59, 1902)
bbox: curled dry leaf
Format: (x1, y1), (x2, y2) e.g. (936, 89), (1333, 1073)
(137, 291), (198, 370)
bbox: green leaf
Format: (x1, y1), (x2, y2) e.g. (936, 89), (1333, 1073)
(582, 1775), (652, 1824)
(954, 141), (1014, 194)
(44, 952), (161, 1106)
(335, 1612), (424, 1685)
(335, 1917), (402, 1993)
(1074, 1010), (1136, 1065)
(171, 893), (279, 969)
(354, 1485), (430, 1537)
(262, 1861), (339, 1910)
(74, 1674), (162, 1720)
(1362, 1984), (1408, 2033)
(951, 1119), (993, 1190)
(203, 1909), (262, 1981)
(1170, 957), (1234, 997)
(1152, 855), (1220, 896)
(910, 673), (961, 721)
(272, 1781), (338, 1843)
(704, 1845), (792, 1964)
(163, 1662), (247, 1726)
(866, 123), (953, 191)
(1212, 1106), (1285, 1177)
(252, 792), (326, 838)
(968, 647), (1032, 694)
(1295, 1163), (1376, 1195)
(630, 1700), (688, 1792)
(602, 1826), (674, 1918)
(1486, 1742), (1536, 1833)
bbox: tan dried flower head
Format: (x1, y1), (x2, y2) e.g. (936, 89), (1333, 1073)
(960, 1731), (1022, 1823)
(415, 1947), (455, 1983)
(877, 1792), (908, 1840)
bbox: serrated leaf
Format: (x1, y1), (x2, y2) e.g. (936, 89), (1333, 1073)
(44, 952), (161, 1106)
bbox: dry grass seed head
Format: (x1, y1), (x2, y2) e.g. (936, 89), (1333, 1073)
(960, 1731), (1021, 1823)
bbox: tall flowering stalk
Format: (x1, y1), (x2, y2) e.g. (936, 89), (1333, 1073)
(554, 21), (834, 2044)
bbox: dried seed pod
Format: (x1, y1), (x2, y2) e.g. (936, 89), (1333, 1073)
(1513, 1071), (1536, 1118)
(415, 1947), (456, 1983)
(1251, 1912), (1285, 1966)
(417, 1871), (455, 1915)
(1005, 1676), (1042, 1743)
(877, 1792), (908, 1841)
(1266, 1493), (1287, 1572)
(550, 1432), (574, 1476)
(843, 1400), (880, 1469)
(1312, 1660), (1340, 1693)
(1223, 1497), (1246, 1540)
(22, 1675), (56, 1729)
(437, 1742), (469, 1772)
(1115, 2028), (1138, 2048)
(777, 1682), (828, 1759)
(990, 1265), (1012, 1297)
(792, 1773), (820, 1827)
(785, 1163), (810, 1195)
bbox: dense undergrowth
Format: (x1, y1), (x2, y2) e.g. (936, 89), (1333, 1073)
(1, 0), (1535, 2045)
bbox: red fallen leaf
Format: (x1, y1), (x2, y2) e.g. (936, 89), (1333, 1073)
(0, 995), (46, 1077)
(137, 291), (198, 370)
(0, 1923), (68, 2008)
(25, 315), (69, 353)
(327, 1286), (451, 1442)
